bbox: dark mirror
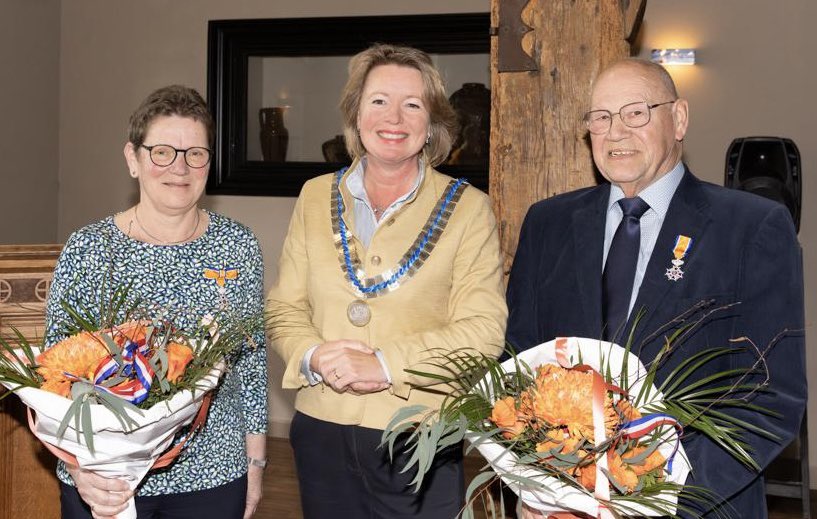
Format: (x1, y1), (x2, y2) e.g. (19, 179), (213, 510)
(206, 13), (490, 196)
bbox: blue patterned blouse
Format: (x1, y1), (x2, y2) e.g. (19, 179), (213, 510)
(43, 210), (268, 496)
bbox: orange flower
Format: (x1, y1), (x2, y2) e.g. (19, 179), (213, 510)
(535, 428), (567, 454)
(615, 399), (642, 422)
(36, 332), (110, 397)
(40, 378), (72, 397)
(607, 451), (639, 491)
(107, 321), (147, 348)
(516, 392), (537, 425)
(528, 364), (619, 439)
(535, 428), (586, 458)
(489, 362), (664, 497)
(490, 396), (527, 439)
(166, 342), (194, 383)
(577, 451), (640, 493)
(491, 396), (517, 428)
(534, 365), (594, 422)
(578, 461), (597, 490)
(622, 445), (666, 476)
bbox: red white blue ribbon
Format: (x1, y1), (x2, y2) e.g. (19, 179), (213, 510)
(621, 413), (683, 471)
(554, 338), (682, 518)
(92, 337), (155, 404)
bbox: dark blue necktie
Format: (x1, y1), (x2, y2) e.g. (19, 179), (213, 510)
(602, 196), (650, 342)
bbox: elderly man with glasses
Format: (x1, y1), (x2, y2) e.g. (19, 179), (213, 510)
(506, 58), (805, 518)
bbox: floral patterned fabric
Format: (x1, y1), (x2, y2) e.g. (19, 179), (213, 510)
(44, 210), (267, 495)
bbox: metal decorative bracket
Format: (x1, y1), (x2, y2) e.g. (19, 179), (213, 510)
(492, 0), (538, 72)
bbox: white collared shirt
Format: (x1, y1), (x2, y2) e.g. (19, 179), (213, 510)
(300, 156), (425, 386)
(603, 161), (685, 317)
(345, 156), (425, 248)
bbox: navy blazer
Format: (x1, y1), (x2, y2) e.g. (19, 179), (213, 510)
(506, 168), (806, 518)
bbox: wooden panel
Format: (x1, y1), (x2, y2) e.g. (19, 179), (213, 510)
(0, 398), (59, 519)
(0, 244), (62, 519)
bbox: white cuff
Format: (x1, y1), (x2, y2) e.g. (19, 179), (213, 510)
(301, 345), (323, 385)
(373, 348), (392, 384)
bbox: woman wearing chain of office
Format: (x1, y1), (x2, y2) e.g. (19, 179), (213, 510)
(266, 44), (506, 518)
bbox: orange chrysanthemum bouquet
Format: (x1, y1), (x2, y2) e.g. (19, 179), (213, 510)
(0, 287), (256, 519)
(383, 312), (771, 518)
(471, 337), (691, 517)
(35, 321), (194, 400)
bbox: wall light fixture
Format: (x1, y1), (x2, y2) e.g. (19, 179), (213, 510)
(651, 48), (696, 66)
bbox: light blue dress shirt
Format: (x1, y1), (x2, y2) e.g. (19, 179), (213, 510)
(603, 161), (685, 317)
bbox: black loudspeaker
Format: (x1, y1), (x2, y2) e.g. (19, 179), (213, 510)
(725, 136), (801, 232)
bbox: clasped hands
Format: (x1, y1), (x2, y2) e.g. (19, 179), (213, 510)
(311, 340), (389, 394)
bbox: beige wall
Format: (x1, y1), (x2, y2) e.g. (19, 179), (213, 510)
(0, 0), (60, 243)
(56, 0), (490, 438)
(6, 0), (814, 482)
(635, 0), (817, 481)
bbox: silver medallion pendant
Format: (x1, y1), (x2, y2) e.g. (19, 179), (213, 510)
(347, 299), (371, 327)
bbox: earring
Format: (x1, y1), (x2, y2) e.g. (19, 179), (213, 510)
(130, 171), (137, 178)
(425, 132), (431, 145)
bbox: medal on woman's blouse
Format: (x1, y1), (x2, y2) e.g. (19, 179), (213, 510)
(331, 168), (468, 300)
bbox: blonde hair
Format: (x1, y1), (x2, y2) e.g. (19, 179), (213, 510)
(339, 44), (458, 167)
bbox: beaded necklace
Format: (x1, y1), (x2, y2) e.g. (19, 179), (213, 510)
(334, 168), (468, 297)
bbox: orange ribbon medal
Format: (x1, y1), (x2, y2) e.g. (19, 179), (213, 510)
(665, 235), (692, 282)
(203, 266), (239, 288)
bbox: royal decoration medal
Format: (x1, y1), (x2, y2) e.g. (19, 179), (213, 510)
(665, 235), (693, 281)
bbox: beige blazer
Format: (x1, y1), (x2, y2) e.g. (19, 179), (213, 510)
(266, 161), (507, 430)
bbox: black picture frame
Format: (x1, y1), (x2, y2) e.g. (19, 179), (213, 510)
(206, 13), (490, 197)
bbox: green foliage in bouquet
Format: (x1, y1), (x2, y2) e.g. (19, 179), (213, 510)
(0, 327), (41, 390)
(381, 304), (779, 518)
(0, 283), (262, 453)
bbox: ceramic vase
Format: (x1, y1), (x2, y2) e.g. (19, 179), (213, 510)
(259, 107), (289, 162)
(447, 83), (490, 165)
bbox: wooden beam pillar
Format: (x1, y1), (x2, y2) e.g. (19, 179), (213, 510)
(489, 0), (646, 272)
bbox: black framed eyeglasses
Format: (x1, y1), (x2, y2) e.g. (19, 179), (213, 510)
(582, 100), (676, 135)
(140, 144), (212, 168)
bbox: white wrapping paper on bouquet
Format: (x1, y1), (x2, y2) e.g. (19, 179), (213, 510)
(467, 337), (690, 517)
(3, 363), (223, 519)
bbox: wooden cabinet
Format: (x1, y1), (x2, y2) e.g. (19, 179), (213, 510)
(0, 245), (62, 519)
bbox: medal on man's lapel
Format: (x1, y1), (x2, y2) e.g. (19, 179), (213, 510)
(665, 235), (693, 281)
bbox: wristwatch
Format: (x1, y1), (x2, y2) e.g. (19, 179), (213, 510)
(247, 456), (268, 470)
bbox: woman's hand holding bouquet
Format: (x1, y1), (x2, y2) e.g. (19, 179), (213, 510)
(0, 290), (258, 519)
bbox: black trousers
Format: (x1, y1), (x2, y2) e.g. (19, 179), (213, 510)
(60, 474), (247, 519)
(290, 411), (465, 519)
